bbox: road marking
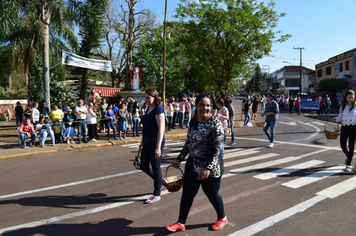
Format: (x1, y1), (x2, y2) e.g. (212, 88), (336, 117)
(0, 190), (170, 234)
(317, 175), (356, 198)
(228, 176), (356, 236)
(226, 156), (299, 176)
(313, 121), (326, 126)
(253, 160), (325, 180)
(282, 164), (345, 189)
(278, 121), (297, 126)
(224, 153), (280, 168)
(224, 150), (260, 160)
(227, 195), (327, 236)
(235, 137), (340, 150)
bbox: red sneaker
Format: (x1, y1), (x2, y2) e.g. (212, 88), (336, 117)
(210, 217), (228, 231)
(166, 222), (185, 232)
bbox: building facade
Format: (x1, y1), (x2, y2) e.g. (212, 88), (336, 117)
(315, 48), (355, 84)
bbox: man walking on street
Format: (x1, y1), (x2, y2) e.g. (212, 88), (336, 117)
(323, 94), (331, 115)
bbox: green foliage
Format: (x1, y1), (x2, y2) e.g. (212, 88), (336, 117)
(173, 0), (290, 94)
(245, 64), (266, 92)
(0, 113), (5, 121)
(28, 53), (44, 102)
(318, 78), (349, 94)
(133, 28), (182, 97)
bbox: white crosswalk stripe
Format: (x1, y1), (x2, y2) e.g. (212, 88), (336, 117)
(281, 164), (345, 189)
(253, 160), (325, 180)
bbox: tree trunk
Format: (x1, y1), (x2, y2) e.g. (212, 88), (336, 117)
(8, 72), (12, 89)
(125, 0), (135, 90)
(43, 22), (50, 109)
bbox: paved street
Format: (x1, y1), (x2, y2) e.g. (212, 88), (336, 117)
(0, 97), (355, 236)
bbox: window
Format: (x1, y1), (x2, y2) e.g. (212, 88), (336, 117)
(346, 61), (349, 70)
(317, 69), (322, 77)
(326, 66), (331, 75)
(340, 63), (343, 72)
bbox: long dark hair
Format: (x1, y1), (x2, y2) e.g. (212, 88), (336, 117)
(341, 90), (356, 112)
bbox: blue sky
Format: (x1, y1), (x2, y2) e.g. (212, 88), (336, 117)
(138, 0), (356, 74)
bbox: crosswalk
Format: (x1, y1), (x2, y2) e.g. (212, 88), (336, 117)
(122, 140), (355, 192)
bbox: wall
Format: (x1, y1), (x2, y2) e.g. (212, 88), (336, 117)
(0, 100), (27, 119)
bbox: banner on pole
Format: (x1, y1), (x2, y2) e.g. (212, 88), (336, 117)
(62, 51), (112, 72)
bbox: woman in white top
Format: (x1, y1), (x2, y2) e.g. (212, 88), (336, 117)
(86, 102), (98, 142)
(330, 90), (356, 172)
(31, 102), (40, 125)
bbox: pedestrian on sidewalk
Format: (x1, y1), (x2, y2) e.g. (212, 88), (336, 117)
(330, 90), (356, 172)
(225, 98), (236, 145)
(75, 99), (88, 144)
(131, 101), (141, 136)
(19, 118), (37, 148)
(104, 104), (117, 140)
(87, 102), (98, 142)
(139, 88), (165, 204)
(166, 94), (227, 233)
(63, 108), (76, 144)
(36, 117), (55, 147)
(243, 98), (251, 126)
(262, 93), (279, 148)
(15, 101), (24, 127)
(323, 94), (331, 115)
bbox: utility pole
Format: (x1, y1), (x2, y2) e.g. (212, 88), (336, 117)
(293, 47), (304, 94)
(162, 0), (168, 109)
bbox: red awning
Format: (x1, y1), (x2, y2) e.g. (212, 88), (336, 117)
(94, 87), (122, 97)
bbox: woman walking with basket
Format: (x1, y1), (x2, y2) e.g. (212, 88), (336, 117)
(330, 90), (356, 172)
(139, 88), (165, 204)
(166, 94), (227, 232)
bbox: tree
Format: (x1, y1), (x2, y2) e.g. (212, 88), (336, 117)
(133, 28), (182, 97)
(173, 0), (290, 94)
(67, 0), (109, 100)
(245, 64), (266, 92)
(318, 78), (349, 94)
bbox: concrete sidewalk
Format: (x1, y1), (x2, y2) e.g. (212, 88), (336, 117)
(0, 121), (187, 159)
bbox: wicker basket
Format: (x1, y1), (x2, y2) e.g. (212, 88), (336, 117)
(256, 122), (266, 127)
(324, 121), (340, 139)
(162, 165), (184, 192)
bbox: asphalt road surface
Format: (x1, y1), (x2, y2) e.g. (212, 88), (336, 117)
(1, 106), (355, 236)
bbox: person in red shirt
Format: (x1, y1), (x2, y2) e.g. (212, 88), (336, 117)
(295, 96), (301, 116)
(19, 118), (37, 148)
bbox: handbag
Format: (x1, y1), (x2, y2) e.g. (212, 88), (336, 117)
(224, 128), (231, 136)
(133, 149), (141, 170)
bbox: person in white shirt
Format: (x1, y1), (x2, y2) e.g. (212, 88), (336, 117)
(86, 102), (98, 142)
(75, 99), (88, 144)
(330, 90), (356, 172)
(31, 102), (40, 124)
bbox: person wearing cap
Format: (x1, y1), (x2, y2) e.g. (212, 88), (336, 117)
(75, 99), (88, 144)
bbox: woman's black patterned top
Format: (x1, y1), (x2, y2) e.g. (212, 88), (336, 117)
(177, 115), (224, 178)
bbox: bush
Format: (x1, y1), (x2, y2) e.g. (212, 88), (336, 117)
(0, 114), (5, 121)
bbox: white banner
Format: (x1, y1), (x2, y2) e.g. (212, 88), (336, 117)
(62, 51), (112, 72)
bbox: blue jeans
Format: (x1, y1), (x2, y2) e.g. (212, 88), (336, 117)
(39, 130), (55, 145)
(296, 107), (300, 116)
(132, 118), (140, 135)
(224, 120), (235, 142)
(244, 112), (250, 125)
(141, 142), (164, 196)
(20, 133), (37, 147)
(77, 120), (87, 141)
(263, 119), (277, 143)
(186, 113), (192, 128)
(106, 119), (117, 139)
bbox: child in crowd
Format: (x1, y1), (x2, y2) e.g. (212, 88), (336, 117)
(53, 119), (62, 144)
(5, 108), (11, 121)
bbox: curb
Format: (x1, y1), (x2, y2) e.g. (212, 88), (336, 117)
(0, 133), (187, 160)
